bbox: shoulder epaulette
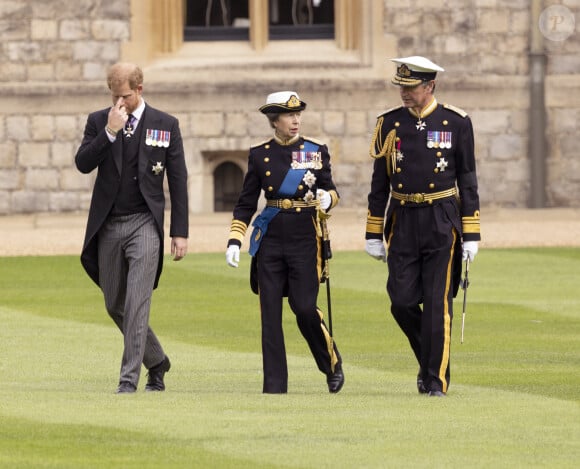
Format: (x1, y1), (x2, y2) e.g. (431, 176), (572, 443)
(250, 139), (271, 149)
(377, 105), (403, 118)
(302, 136), (325, 146)
(443, 103), (468, 118)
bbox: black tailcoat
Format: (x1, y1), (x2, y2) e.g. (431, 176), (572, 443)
(75, 104), (189, 288)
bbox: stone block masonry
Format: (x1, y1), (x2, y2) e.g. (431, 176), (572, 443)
(0, 0), (579, 214)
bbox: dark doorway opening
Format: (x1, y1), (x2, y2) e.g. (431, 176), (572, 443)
(214, 162), (244, 212)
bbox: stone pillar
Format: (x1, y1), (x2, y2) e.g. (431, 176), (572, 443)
(123, 0), (184, 62)
(335, 0), (357, 50)
(249, 0), (268, 51)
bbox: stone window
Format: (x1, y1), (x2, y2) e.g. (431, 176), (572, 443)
(184, 0), (334, 41)
(124, 0), (378, 60)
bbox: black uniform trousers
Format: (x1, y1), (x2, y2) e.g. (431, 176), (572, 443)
(256, 209), (340, 393)
(386, 202), (458, 394)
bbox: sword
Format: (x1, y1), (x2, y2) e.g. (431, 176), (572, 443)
(318, 207), (335, 370)
(460, 258), (470, 344)
(319, 210), (333, 335)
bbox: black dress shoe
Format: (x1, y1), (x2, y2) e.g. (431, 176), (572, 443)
(116, 382), (137, 394)
(417, 370), (428, 394)
(145, 356), (171, 392)
(428, 390), (446, 397)
(327, 364), (344, 393)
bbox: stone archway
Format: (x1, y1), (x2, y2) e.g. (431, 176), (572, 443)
(213, 161), (244, 212)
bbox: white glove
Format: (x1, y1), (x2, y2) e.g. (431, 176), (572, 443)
(226, 245), (240, 268)
(365, 239), (387, 262)
(462, 241), (479, 262)
(317, 189), (332, 210)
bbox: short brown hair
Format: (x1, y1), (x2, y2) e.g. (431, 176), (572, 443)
(264, 113), (279, 129)
(106, 62), (143, 90)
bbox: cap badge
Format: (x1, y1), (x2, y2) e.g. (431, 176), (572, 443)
(287, 95), (301, 108)
(398, 64), (411, 77)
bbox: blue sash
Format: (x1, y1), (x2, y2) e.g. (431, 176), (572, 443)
(249, 168), (306, 256)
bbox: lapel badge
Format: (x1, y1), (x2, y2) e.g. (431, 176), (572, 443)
(152, 162), (164, 175)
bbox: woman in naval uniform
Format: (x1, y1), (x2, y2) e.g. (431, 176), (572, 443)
(226, 91), (344, 394)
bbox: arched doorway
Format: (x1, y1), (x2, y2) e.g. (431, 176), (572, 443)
(214, 162), (244, 212)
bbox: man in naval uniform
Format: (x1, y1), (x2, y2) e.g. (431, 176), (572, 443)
(365, 56), (481, 396)
(226, 91), (344, 394)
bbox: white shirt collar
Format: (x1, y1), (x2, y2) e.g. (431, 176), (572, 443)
(131, 99), (146, 122)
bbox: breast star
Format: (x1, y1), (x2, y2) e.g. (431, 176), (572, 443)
(152, 162), (164, 175)
(436, 158), (448, 172)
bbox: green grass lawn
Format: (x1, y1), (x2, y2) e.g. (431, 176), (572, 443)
(0, 248), (578, 468)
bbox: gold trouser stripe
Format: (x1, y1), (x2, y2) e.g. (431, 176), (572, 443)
(391, 187), (457, 204)
(439, 227), (456, 393)
(386, 211), (397, 247)
(316, 307), (338, 372)
(315, 217), (322, 281)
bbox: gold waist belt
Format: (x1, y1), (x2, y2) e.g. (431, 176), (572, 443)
(391, 187), (457, 204)
(266, 199), (318, 210)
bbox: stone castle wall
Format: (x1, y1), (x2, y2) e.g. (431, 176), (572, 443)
(1, 0), (579, 215)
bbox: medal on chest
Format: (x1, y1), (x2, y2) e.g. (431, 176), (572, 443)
(291, 150), (322, 169)
(395, 139), (404, 162)
(427, 131), (453, 149)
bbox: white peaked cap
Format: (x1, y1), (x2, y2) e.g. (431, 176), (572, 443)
(259, 91), (307, 114)
(390, 56), (444, 86)
(266, 91), (301, 104)
(391, 56), (445, 72)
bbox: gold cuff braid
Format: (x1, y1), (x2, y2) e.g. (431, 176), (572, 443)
(366, 213), (384, 234)
(462, 212), (481, 234)
(228, 219), (247, 244)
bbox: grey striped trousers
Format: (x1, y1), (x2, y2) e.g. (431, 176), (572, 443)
(98, 212), (165, 387)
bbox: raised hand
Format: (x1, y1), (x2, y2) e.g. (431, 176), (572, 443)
(107, 97), (128, 133)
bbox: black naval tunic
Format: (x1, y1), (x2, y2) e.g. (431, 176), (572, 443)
(228, 134), (341, 393)
(366, 98), (481, 394)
